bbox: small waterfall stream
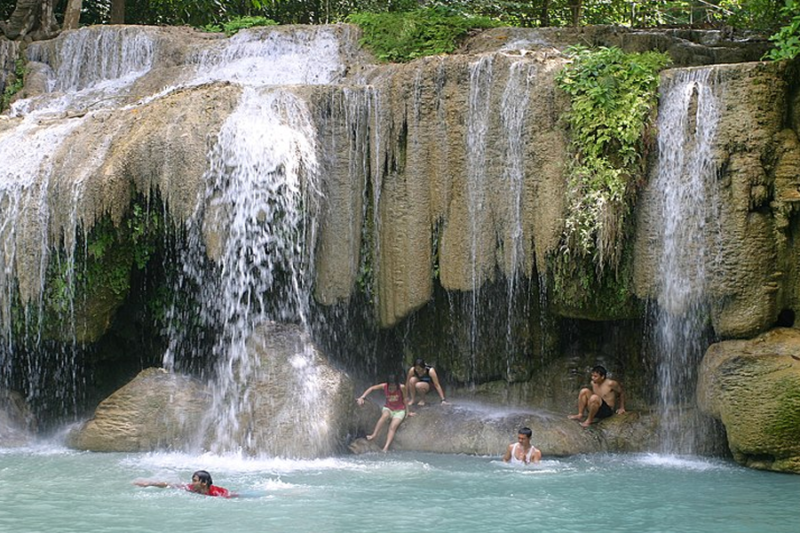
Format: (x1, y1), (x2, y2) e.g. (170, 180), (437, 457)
(651, 67), (721, 453)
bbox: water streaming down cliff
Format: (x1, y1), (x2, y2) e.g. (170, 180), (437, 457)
(164, 87), (322, 453)
(651, 68), (721, 453)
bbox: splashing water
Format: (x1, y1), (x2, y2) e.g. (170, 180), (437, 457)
(651, 68), (721, 453)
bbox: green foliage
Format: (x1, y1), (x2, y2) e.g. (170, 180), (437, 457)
(555, 46), (670, 277)
(721, 0), (786, 30)
(203, 15), (278, 35)
(1, 59), (25, 112)
(347, 7), (501, 62)
(765, 1), (800, 60)
(40, 196), (165, 338)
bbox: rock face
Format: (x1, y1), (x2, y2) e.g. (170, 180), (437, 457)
(698, 328), (800, 473)
(633, 61), (799, 339)
(0, 388), (36, 447)
(66, 367), (210, 452)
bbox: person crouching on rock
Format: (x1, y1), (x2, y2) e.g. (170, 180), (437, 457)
(134, 470), (236, 498)
(356, 374), (415, 452)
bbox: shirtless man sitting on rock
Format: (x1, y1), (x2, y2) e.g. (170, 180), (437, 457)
(568, 365), (626, 427)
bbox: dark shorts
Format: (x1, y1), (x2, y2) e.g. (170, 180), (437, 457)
(596, 400), (614, 420)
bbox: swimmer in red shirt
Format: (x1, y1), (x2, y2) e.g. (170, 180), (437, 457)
(134, 470), (236, 498)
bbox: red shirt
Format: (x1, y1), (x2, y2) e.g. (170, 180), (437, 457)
(207, 485), (231, 498)
(181, 484), (232, 498)
(384, 384), (405, 411)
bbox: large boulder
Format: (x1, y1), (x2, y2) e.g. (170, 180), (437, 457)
(697, 328), (800, 473)
(349, 400), (658, 456)
(66, 367), (210, 452)
(200, 322), (358, 458)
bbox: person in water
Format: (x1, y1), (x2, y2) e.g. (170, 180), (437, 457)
(404, 358), (448, 406)
(356, 374), (415, 452)
(134, 470), (235, 498)
(503, 427), (542, 465)
(568, 365), (626, 427)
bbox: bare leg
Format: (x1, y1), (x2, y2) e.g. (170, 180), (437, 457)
(407, 377), (419, 405)
(367, 410), (390, 441)
(580, 395), (602, 427)
(415, 382), (431, 406)
(568, 388), (592, 420)
(383, 416), (404, 452)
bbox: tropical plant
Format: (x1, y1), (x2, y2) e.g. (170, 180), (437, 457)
(555, 46), (671, 273)
(348, 7), (500, 62)
(765, 0), (800, 60)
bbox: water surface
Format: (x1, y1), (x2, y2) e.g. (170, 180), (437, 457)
(2, 446), (798, 533)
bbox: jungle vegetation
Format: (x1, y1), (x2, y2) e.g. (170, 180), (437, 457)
(0, 1), (797, 52)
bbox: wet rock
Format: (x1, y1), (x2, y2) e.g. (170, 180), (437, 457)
(0, 388), (36, 447)
(352, 400), (661, 456)
(698, 328), (800, 474)
(66, 367), (209, 452)
(201, 322), (357, 458)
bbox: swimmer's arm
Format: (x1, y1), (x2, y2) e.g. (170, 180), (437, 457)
(133, 481), (172, 488)
(356, 384), (384, 405)
(502, 444), (513, 462)
(532, 448), (542, 464)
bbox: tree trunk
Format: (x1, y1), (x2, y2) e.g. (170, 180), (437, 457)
(1, 0), (59, 40)
(63, 0), (82, 30)
(540, 0), (551, 27)
(110, 0), (124, 24)
(569, 0), (583, 27)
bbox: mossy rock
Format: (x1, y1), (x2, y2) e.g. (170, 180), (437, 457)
(698, 328), (800, 474)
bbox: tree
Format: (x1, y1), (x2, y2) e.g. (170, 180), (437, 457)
(63, 0), (81, 30)
(0, 0), (59, 40)
(110, 0), (123, 23)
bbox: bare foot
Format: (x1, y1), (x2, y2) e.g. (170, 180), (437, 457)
(568, 414), (584, 421)
(381, 447), (389, 453)
(417, 400), (426, 407)
(366, 434), (375, 441)
(580, 419), (593, 428)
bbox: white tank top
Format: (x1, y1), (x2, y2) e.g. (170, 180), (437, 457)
(510, 442), (537, 464)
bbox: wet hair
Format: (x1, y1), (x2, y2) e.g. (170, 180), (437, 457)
(591, 365), (607, 377)
(386, 374), (401, 388)
(414, 358), (426, 367)
(193, 470), (212, 486)
(518, 427), (533, 438)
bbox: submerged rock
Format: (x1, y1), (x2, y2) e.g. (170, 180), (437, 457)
(698, 328), (800, 474)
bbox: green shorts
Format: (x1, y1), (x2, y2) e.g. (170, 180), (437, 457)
(382, 407), (407, 420)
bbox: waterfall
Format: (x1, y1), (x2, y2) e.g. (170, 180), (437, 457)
(191, 26), (349, 86)
(500, 60), (533, 378)
(464, 56), (494, 381)
(651, 68), (721, 453)
(163, 87), (321, 453)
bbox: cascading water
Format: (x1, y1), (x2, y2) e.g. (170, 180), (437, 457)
(500, 60), (533, 378)
(465, 55), (494, 381)
(164, 87), (321, 454)
(651, 67), (721, 453)
(158, 27), (359, 454)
